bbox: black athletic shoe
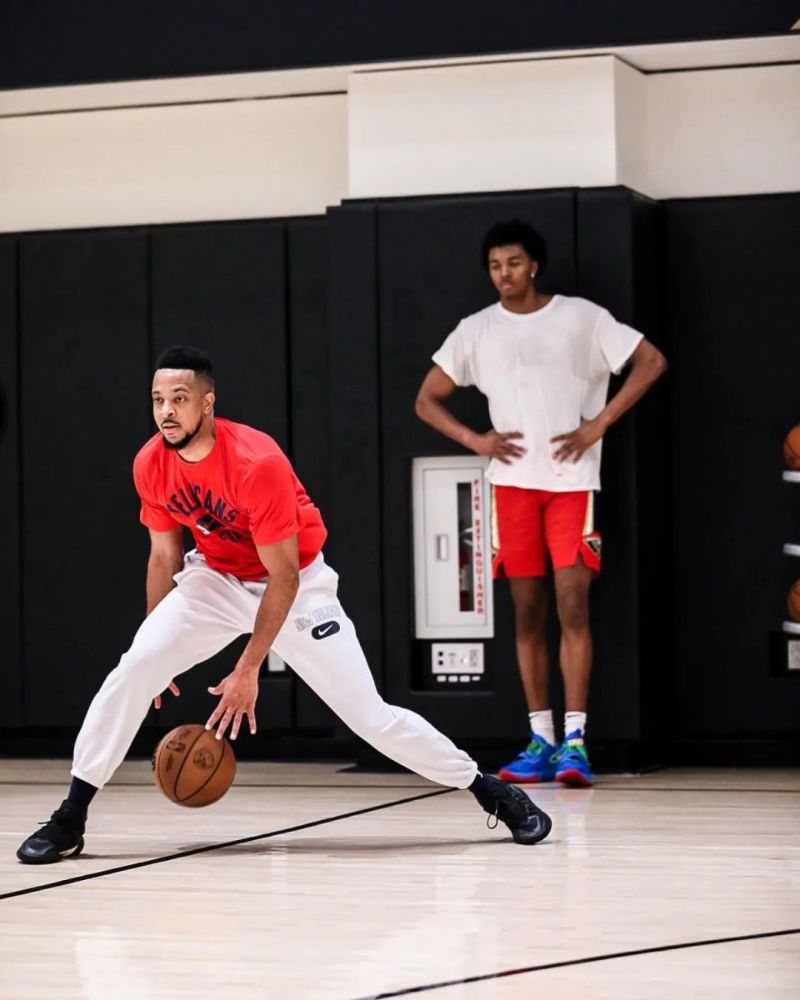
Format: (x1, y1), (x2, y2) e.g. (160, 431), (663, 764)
(16, 800), (86, 865)
(472, 774), (552, 845)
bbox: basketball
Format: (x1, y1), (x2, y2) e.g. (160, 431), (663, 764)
(788, 582), (800, 622)
(152, 724), (236, 807)
(784, 425), (800, 471)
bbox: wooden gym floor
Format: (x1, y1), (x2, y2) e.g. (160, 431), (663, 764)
(0, 760), (798, 999)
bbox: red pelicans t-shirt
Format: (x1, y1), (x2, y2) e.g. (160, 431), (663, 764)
(133, 418), (327, 580)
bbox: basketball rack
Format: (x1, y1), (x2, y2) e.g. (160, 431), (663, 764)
(777, 467), (800, 668)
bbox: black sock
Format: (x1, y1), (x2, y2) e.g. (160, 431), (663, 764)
(468, 771), (498, 807)
(67, 777), (98, 817)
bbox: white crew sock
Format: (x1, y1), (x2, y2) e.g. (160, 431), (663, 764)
(564, 712), (587, 740)
(528, 710), (555, 746)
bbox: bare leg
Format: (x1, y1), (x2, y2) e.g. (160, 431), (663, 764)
(508, 577), (550, 711)
(553, 559), (593, 711)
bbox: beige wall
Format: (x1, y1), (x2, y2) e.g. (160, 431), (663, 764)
(644, 64), (800, 199)
(0, 94), (348, 232)
(0, 53), (797, 233)
(347, 56), (622, 198)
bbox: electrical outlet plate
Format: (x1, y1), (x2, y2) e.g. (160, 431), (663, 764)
(431, 642), (484, 675)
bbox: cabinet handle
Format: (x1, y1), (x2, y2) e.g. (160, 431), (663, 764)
(435, 534), (449, 561)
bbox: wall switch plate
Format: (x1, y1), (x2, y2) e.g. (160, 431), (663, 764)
(431, 642), (484, 675)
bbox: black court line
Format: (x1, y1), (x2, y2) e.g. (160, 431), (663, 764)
(0, 787), (454, 902)
(359, 927), (800, 998)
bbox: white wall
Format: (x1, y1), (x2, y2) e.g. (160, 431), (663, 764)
(644, 64), (800, 199)
(0, 94), (348, 232)
(347, 57), (623, 198)
(0, 51), (797, 234)
(614, 60), (648, 196)
(348, 57), (799, 201)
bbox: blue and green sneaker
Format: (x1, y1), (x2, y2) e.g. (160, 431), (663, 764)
(553, 729), (594, 786)
(497, 733), (557, 783)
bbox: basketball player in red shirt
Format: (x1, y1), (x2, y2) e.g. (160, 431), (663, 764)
(17, 346), (550, 863)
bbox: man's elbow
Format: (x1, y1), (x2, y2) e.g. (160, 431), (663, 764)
(652, 348), (668, 379)
(415, 392), (435, 422)
(638, 344), (667, 380)
(270, 564), (300, 590)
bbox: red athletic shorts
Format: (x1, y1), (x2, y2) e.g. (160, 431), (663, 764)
(491, 486), (602, 578)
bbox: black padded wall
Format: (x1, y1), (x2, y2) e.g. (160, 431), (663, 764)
(151, 221), (289, 447)
(150, 220), (293, 731)
(326, 204), (384, 692)
(19, 230), (150, 726)
(0, 238), (22, 727)
(666, 194), (800, 737)
(287, 217), (337, 730)
(575, 188), (669, 744)
(5, 192), (797, 756)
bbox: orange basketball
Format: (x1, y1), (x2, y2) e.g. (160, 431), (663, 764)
(784, 425), (800, 471)
(153, 724), (236, 807)
(788, 582), (800, 623)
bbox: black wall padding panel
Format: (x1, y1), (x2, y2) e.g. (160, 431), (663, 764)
(20, 231), (150, 726)
(575, 188), (669, 743)
(377, 191), (578, 740)
(666, 194), (800, 736)
(326, 204), (384, 690)
(0, 238), (22, 726)
(287, 218), (337, 730)
(151, 221), (289, 448)
(3, 1), (795, 89)
(150, 220), (292, 731)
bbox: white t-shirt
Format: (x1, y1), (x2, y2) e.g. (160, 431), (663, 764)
(432, 295), (643, 491)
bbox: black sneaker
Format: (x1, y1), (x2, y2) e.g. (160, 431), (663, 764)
(17, 800), (86, 865)
(472, 774), (552, 845)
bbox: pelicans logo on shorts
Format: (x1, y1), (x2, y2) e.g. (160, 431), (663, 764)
(583, 533), (602, 559)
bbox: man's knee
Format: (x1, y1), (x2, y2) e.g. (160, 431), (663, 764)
(556, 587), (590, 630)
(340, 696), (396, 741)
(514, 599), (547, 637)
(104, 645), (168, 696)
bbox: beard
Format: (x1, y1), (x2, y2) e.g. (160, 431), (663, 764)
(161, 417), (203, 451)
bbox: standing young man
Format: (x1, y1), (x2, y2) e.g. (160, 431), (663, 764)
(17, 346), (551, 864)
(415, 220), (666, 786)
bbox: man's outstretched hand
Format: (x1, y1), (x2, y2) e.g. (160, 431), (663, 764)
(206, 670), (259, 741)
(153, 681), (180, 711)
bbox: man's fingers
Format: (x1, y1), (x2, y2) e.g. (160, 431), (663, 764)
(246, 708), (257, 736)
(206, 703), (224, 731)
(169, 682), (181, 696)
(215, 708), (234, 741)
(154, 695), (161, 710)
(501, 431), (524, 440)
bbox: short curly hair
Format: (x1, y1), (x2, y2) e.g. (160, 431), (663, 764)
(481, 220), (548, 274)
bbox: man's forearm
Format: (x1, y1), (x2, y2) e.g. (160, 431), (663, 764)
(237, 571), (300, 675)
(146, 555), (183, 615)
(415, 396), (478, 451)
(597, 353), (666, 431)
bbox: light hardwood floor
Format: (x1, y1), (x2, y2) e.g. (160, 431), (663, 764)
(1, 761), (798, 999)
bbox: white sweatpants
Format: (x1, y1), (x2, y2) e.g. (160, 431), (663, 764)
(72, 552), (478, 791)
